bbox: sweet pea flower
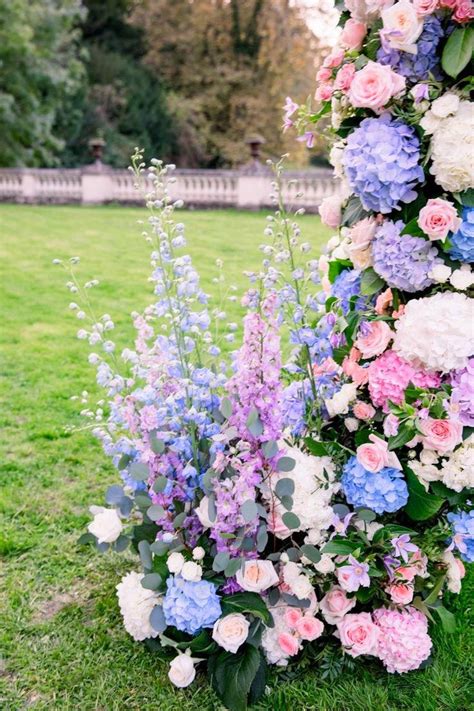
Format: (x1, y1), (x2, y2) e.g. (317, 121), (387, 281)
(296, 131), (315, 148)
(391, 534), (418, 563)
(337, 555), (371, 592)
(411, 83), (430, 104)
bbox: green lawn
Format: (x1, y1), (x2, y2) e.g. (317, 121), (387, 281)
(0, 204), (472, 711)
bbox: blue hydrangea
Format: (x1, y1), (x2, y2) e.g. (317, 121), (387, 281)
(342, 115), (424, 214)
(163, 575), (221, 634)
(372, 220), (442, 292)
(447, 510), (474, 563)
(341, 456), (409, 514)
(449, 208), (474, 263)
(377, 16), (443, 83)
(331, 269), (367, 313)
(281, 379), (313, 436)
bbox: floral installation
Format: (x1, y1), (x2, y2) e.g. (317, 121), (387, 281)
(57, 2), (472, 708)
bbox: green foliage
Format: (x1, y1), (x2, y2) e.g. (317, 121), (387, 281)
(441, 26), (474, 79)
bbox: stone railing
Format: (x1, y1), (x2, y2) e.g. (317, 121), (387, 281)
(0, 166), (341, 211)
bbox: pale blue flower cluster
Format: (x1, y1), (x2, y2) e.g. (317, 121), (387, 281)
(447, 510), (474, 563)
(343, 116), (424, 213)
(331, 269), (367, 313)
(162, 575), (222, 634)
(449, 208), (474, 263)
(372, 220), (442, 292)
(341, 456), (408, 514)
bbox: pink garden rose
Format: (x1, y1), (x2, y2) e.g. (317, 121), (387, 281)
(334, 63), (356, 91)
(320, 586), (356, 624)
(319, 195), (343, 228)
(277, 632), (300, 656)
(353, 401), (376, 420)
(420, 417), (463, 454)
(348, 61), (405, 111)
(355, 320), (393, 358)
(388, 582), (414, 605)
(315, 84), (333, 102)
(323, 48), (345, 68)
(343, 357), (370, 386)
(316, 67), (332, 82)
(337, 613), (380, 657)
(357, 434), (390, 472)
(284, 608), (303, 628)
(412, 0), (439, 13)
(417, 198), (462, 241)
(381, 0), (424, 53)
(295, 616), (324, 641)
(340, 19), (367, 50)
(453, 0), (474, 22)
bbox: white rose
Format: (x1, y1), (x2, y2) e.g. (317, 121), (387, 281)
(431, 93), (460, 119)
(192, 546), (205, 561)
(345, 417), (359, 432)
(168, 652), (196, 688)
(442, 551), (464, 594)
(88, 506), (123, 544)
(181, 561), (202, 582)
(314, 554), (336, 575)
(450, 266), (474, 291)
(381, 0), (423, 53)
(167, 551), (185, 574)
(325, 383), (358, 417)
(290, 574), (314, 600)
(236, 560), (279, 592)
(429, 263), (452, 283)
(212, 614), (250, 653)
(195, 496), (213, 529)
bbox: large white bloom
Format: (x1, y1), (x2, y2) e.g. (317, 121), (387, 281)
(345, 0), (393, 22)
(422, 100), (474, 193)
(116, 571), (162, 641)
(212, 613), (250, 653)
(88, 505), (123, 544)
(439, 436), (474, 492)
(262, 446), (337, 545)
(393, 292), (474, 373)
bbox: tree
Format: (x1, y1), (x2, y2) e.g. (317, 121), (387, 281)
(0, 0), (85, 167)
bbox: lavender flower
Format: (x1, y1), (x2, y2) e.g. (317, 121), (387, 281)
(391, 534), (418, 563)
(338, 555), (371, 592)
(450, 358), (474, 426)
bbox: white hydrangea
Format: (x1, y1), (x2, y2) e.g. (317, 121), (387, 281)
(393, 292), (474, 373)
(422, 99), (474, 193)
(116, 571), (162, 641)
(263, 446), (338, 545)
(344, 0), (393, 22)
(439, 436), (474, 492)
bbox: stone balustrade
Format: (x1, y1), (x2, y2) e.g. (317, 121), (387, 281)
(0, 166), (341, 211)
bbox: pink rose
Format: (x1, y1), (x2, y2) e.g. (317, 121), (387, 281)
(315, 84), (333, 102)
(316, 67), (332, 82)
(323, 48), (345, 68)
(320, 586), (356, 624)
(319, 195), (343, 228)
(277, 632), (300, 656)
(375, 288), (393, 315)
(348, 61), (406, 111)
(357, 434), (390, 472)
(421, 418), (463, 454)
(296, 616), (324, 641)
(342, 357), (369, 386)
(388, 582), (414, 604)
(285, 608), (303, 628)
(417, 198), (462, 241)
(340, 19), (367, 50)
(337, 613), (380, 657)
(334, 63), (356, 91)
(412, 0), (439, 13)
(453, 0), (474, 22)
(355, 320), (393, 359)
(353, 401), (376, 420)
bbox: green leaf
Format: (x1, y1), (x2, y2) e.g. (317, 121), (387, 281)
(355, 508), (377, 523)
(113, 535), (129, 553)
(342, 195), (369, 228)
(149, 604), (167, 632)
(213, 551), (230, 573)
(441, 26), (474, 79)
(147, 504), (165, 522)
(118, 453), (131, 470)
(105, 485), (124, 505)
(152, 476), (168, 493)
(241, 500), (258, 523)
(210, 645), (261, 711)
(404, 467), (445, 521)
(77, 532), (95, 545)
(275, 478), (295, 498)
(225, 558), (243, 578)
(129, 462), (149, 481)
(459, 188), (474, 207)
(150, 540), (169, 556)
(220, 397), (233, 419)
(276, 456), (296, 472)
(304, 438), (328, 456)
(256, 524), (268, 552)
(149, 431), (165, 454)
(431, 604), (456, 633)
(360, 268), (385, 296)
(262, 440), (279, 458)
(300, 544), (322, 563)
(246, 408), (264, 437)
(328, 259), (352, 284)
(138, 540), (153, 570)
(322, 539), (359, 555)
(388, 422), (416, 450)
(221, 592), (272, 624)
(280, 495), (293, 511)
(424, 574), (446, 606)
(401, 217), (424, 237)
(282, 511), (300, 530)
(248, 654), (267, 706)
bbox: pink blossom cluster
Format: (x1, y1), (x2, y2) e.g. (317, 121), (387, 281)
(368, 349), (441, 412)
(372, 607), (433, 673)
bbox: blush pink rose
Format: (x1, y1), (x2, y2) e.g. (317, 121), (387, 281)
(388, 582), (414, 604)
(417, 198), (462, 241)
(337, 613), (380, 657)
(349, 216), (378, 249)
(320, 586), (356, 624)
(355, 320), (393, 358)
(375, 288), (393, 315)
(412, 0), (439, 13)
(285, 608), (303, 628)
(278, 632), (300, 656)
(348, 61), (406, 111)
(323, 48), (345, 68)
(340, 19), (367, 50)
(342, 357), (370, 386)
(319, 195), (343, 228)
(421, 418), (463, 454)
(357, 434), (390, 472)
(315, 83), (333, 102)
(334, 63), (356, 91)
(296, 616), (324, 641)
(453, 0), (473, 22)
(316, 67), (332, 82)
(353, 401), (376, 420)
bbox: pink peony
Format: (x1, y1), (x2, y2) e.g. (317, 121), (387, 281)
(320, 586), (356, 624)
(417, 198), (462, 241)
(373, 607), (432, 673)
(334, 63), (356, 91)
(319, 195), (343, 228)
(296, 616), (324, 641)
(357, 434), (390, 472)
(368, 350), (440, 412)
(355, 320), (393, 359)
(412, 0), (439, 13)
(388, 582), (414, 604)
(337, 613), (380, 658)
(353, 401), (376, 420)
(348, 61), (405, 111)
(340, 19), (368, 50)
(277, 632), (300, 656)
(420, 417), (463, 454)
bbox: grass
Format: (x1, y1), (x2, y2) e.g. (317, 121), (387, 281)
(0, 204), (472, 711)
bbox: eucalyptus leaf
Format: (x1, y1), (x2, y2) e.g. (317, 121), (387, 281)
(262, 440), (279, 459)
(213, 551), (230, 573)
(275, 478), (295, 498)
(276, 456), (296, 473)
(141, 573), (162, 590)
(149, 431), (165, 454)
(130, 461), (149, 481)
(152, 476), (168, 493)
(105, 484), (124, 505)
(225, 558), (243, 577)
(149, 605), (167, 633)
(147, 504), (165, 522)
(220, 397), (233, 419)
(138, 540), (152, 570)
(300, 544), (322, 563)
(241, 499), (259, 523)
(282, 511), (300, 530)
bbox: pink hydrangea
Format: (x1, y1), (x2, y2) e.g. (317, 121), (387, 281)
(373, 607), (432, 673)
(368, 350), (440, 412)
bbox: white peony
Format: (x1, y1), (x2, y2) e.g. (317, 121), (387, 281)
(426, 100), (474, 193)
(381, 0), (423, 53)
(212, 613), (250, 653)
(430, 93), (460, 119)
(393, 292), (474, 373)
(168, 652), (196, 688)
(88, 505), (123, 544)
(313, 554), (336, 575)
(345, 0), (393, 22)
(282, 562), (315, 601)
(450, 265), (474, 291)
(116, 571), (162, 641)
(439, 436), (474, 492)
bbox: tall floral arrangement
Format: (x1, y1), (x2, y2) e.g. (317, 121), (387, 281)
(59, 2), (472, 707)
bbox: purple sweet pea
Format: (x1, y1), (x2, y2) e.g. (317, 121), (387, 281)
(391, 534), (418, 563)
(296, 131), (315, 148)
(331, 511), (356, 538)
